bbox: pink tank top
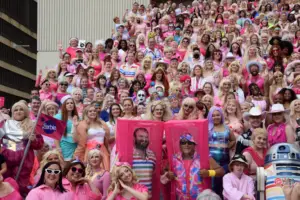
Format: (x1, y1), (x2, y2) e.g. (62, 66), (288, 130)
(267, 123), (287, 147)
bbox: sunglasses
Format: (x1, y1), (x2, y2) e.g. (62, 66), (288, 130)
(184, 104), (194, 109)
(60, 83), (68, 86)
(71, 167), (84, 174)
(45, 169), (61, 175)
(180, 140), (194, 145)
(129, 44), (135, 47)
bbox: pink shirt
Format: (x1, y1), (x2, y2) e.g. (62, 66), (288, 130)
(223, 173), (255, 200)
(26, 185), (72, 200)
(66, 47), (78, 59)
(62, 178), (101, 200)
(0, 178), (22, 200)
(267, 123), (287, 147)
(39, 90), (53, 101)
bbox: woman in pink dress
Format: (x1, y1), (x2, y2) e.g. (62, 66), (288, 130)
(87, 49), (102, 76)
(73, 105), (110, 170)
(64, 37), (79, 59)
(35, 69), (58, 92)
(107, 162), (148, 200)
(243, 128), (268, 181)
(86, 149), (111, 200)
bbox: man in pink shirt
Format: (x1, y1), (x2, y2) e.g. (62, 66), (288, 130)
(244, 61), (265, 95)
(223, 154), (255, 200)
(29, 96), (41, 121)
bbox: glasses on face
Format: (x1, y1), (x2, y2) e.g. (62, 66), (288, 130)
(184, 104), (194, 109)
(71, 167), (84, 174)
(222, 40), (228, 43)
(180, 140), (194, 145)
(273, 49), (279, 52)
(183, 40), (189, 43)
(45, 169), (61, 175)
(60, 83), (68, 86)
(129, 44), (135, 47)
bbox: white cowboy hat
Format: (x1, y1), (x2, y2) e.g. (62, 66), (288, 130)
(268, 104), (290, 114)
(243, 106), (266, 121)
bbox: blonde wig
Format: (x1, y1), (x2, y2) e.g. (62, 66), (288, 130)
(141, 56), (153, 72)
(251, 128), (267, 142)
(108, 164), (138, 193)
(177, 97), (198, 120)
(11, 101), (33, 135)
(39, 150), (64, 172)
(143, 100), (172, 121)
(290, 99), (300, 118)
(85, 149), (104, 178)
(223, 99), (243, 123)
(218, 78), (233, 97)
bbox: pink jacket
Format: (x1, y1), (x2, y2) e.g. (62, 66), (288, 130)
(26, 185), (72, 200)
(223, 173), (255, 200)
(62, 178), (102, 200)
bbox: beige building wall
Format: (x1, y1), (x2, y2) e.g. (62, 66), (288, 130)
(37, 0), (149, 73)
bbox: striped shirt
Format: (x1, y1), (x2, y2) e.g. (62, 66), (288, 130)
(119, 63), (139, 81)
(132, 148), (156, 194)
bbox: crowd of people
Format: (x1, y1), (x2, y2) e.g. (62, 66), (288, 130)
(1, 0), (300, 199)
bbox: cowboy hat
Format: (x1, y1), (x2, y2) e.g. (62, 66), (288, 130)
(246, 61), (263, 73)
(154, 60), (169, 70)
(268, 103), (290, 114)
(243, 106), (266, 121)
(229, 154), (248, 172)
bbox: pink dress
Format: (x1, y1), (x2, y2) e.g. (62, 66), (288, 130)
(0, 178), (22, 200)
(267, 123), (287, 147)
(90, 171), (111, 200)
(107, 183), (148, 200)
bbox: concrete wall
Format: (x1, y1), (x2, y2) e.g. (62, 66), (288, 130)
(37, 0), (150, 73)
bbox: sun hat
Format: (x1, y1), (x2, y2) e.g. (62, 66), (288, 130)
(268, 103), (289, 114)
(225, 52), (235, 59)
(243, 106), (266, 121)
(229, 154), (248, 172)
(246, 61), (262, 73)
(154, 60), (168, 70)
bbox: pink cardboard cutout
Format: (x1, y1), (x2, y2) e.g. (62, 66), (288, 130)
(116, 119), (164, 200)
(164, 120), (210, 200)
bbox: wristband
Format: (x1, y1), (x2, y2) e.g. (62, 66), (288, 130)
(208, 170), (216, 177)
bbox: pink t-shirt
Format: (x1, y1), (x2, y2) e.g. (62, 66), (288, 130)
(107, 183), (148, 200)
(0, 178), (23, 200)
